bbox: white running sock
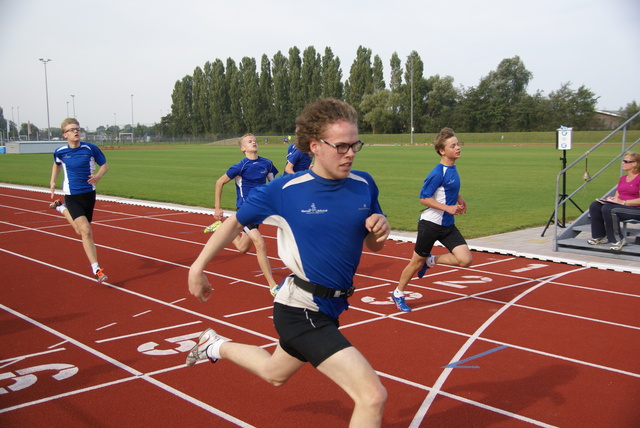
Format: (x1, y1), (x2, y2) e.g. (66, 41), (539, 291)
(56, 204), (67, 214)
(206, 337), (230, 360)
(393, 289), (405, 298)
(427, 254), (436, 267)
(91, 263), (100, 274)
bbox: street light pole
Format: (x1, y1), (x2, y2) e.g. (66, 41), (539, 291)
(410, 55), (414, 145)
(71, 94), (76, 118)
(39, 58), (52, 140)
(130, 94), (134, 138)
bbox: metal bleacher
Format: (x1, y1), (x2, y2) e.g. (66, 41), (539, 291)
(552, 111), (640, 263)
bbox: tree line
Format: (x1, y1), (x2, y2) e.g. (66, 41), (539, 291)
(162, 46), (639, 137)
(1, 46), (638, 141)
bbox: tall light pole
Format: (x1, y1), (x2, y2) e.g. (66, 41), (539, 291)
(71, 94), (76, 118)
(39, 58), (52, 140)
(130, 94), (134, 137)
(410, 55), (414, 145)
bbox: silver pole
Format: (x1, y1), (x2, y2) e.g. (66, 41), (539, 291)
(39, 58), (52, 140)
(410, 56), (414, 145)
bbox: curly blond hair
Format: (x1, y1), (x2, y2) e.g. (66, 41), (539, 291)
(295, 98), (357, 154)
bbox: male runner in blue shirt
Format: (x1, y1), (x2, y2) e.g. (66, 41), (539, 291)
(283, 145), (313, 174)
(187, 98), (389, 426)
(204, 133), (280, 295)
(49, 118), (109, 282)
(392, 127), (473, 312)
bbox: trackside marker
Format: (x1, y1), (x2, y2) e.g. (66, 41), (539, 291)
(442, 345), (508, 368)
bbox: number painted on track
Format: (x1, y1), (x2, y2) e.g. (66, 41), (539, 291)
(138, 332), (200, 356)
(510, 263), (548, 273)
(0, 363), (78, 394)
(433, 275), (492, 289)
(361, 292), (423, 305)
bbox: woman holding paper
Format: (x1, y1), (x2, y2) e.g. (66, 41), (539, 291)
(587, 151), (640, 250)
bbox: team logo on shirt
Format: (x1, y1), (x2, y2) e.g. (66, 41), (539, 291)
(301, 203), (328, 214)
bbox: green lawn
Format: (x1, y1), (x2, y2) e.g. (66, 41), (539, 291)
(0, 140), (630, 238)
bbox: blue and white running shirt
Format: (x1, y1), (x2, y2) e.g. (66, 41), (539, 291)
(225, 157), (278, 208)
(419, 163), (460, 226)
(53, 142), (107, 195)
(284, 148), (313, 174)
(236, 169), (383, 319)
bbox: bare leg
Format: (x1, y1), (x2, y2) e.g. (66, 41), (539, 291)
(73, 216), (99, 266)
(317, 347), (387, 427)
(396, 251), (427, 293)
(434, 244), (472, 268)
(219, 341), (305, 386)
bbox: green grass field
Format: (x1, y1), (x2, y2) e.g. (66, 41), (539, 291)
(0, 138), (633, 238)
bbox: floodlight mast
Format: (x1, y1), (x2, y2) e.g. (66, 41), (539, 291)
(39, 58), (52, 140)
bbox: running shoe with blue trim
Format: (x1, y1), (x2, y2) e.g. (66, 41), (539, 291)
(391, 294), (412, 312)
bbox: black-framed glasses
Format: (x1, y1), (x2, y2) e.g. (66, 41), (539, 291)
(319, 138), (364, 154)
(622, 159), (635, 164)
(65, 127), (80, 133)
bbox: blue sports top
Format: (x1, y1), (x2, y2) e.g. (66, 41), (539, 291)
(284, 148), (313, 174)
(225, 156), (278, 208)
(53, 142), (107, 195)
(419, 163), (460, 226)
(236, 169), (383, 319)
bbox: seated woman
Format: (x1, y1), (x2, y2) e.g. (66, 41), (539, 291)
(587, 151), (640, 251)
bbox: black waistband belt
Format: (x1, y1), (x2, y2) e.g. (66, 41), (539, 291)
(293, 276), (355, 299)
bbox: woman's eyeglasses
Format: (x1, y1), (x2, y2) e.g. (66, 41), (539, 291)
(622, 159), (635, 164)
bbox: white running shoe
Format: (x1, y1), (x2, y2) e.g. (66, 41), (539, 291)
(185, 328), (226, 366)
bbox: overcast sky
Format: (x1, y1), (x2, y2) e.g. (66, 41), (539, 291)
(1, 0), (638, 132)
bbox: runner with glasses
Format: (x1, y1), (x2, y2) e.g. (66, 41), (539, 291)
(187, 98), (389, 426)
(49, 118), (110, 282)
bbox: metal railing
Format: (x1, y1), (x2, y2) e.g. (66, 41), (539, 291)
(552, 111), (640, 250)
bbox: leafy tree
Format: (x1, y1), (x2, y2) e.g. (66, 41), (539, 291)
(389, 52), (402, 93)
(360, 89), (401, 133)
(346, 46), (374, 115)
(322, 47), (343, 99)
(226, 58), (243, 133)
(424, 74), (459, 131)
(192, 65), (208, 134)
(272, 51), (291, 134)
(372, 55), (385, 91)
(258, 54), (275, 132)
(288, 47), (304, 121)
(509, 91), (548, 132)
(239, 56), (260, 132)
(209, 59), (229, 134)
(622, 101), (640, 130)
(302, 46), (322, 103)
(547, 83), (597, 130)
(403, 51), (428, 133)
(170, 76), (193, 135)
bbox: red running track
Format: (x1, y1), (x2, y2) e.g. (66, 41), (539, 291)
(0, 186), (638, 427)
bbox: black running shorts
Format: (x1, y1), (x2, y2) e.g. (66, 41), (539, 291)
(414, 219), (467, 257)
(273, 302), (352, 368)
(64, 191), (97, 222)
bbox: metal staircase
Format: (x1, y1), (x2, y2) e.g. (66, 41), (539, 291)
(552, 111), (640, 262)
